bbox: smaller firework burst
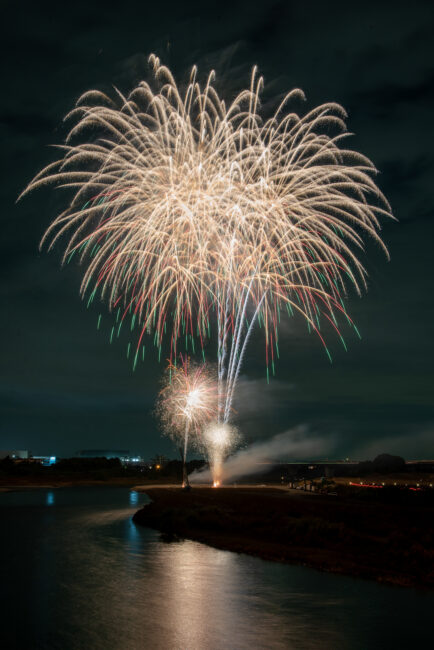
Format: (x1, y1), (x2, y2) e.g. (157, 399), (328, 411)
(202, 422), (240, 487)
(156, 357), (217, 485)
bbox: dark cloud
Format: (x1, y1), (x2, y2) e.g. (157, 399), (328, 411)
(0, 112), (56, 136)
(247, 2), (291, 47)
(354, 426), (434, 460)
(357, 70), (434, 113)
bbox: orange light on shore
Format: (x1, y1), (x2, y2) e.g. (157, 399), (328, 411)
(213, 481), (220, 488)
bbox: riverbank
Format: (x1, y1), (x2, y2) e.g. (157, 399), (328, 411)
(133, 486), (434, 589)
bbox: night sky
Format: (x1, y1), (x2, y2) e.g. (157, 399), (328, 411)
(2, 0), (433, 459)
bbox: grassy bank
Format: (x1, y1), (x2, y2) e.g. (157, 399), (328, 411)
(133, 486), (434, 589)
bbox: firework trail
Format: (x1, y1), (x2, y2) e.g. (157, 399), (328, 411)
(201, 422), (240, 486)
(156, 357), (217, 484)
(21, 54), (393, 426)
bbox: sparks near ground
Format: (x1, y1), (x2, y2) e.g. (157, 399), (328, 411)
(155, 357), (217, 484)
(21, 54), (393, 444)
(202, 422), (239, 486)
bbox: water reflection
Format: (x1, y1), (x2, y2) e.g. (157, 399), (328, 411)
(151, 541), (346, 650)
(0, 488), (432, 650)
(45, 491), (55, 506)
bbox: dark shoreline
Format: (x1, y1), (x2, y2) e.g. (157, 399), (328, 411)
(133, 486), (434, 589)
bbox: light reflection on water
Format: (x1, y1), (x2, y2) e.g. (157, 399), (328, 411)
(0, 487), (432, 650)
(45, 491), (55, 506)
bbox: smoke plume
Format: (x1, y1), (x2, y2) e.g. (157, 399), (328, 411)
(190, 425), (333, 483)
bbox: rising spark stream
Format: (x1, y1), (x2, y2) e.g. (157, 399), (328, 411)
(202, 422), (239, 486)
(22, 54), (393, 426)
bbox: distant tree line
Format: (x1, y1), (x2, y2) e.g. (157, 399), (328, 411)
(356, 453), (406, 475)
(2, 452), (432, 484)
(0, 455), (206, 481)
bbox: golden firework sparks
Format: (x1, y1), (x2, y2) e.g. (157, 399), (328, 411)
(22, 55), (393, 423)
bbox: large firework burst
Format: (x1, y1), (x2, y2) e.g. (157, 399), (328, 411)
(22, 54), (393, 422)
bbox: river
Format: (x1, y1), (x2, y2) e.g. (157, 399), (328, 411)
(0, 487), (432, 649)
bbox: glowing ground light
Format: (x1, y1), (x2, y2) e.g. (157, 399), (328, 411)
(202, 422), (239, 486)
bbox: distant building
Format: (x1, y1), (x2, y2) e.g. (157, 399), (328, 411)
(0, 450), (29, 460)
(0, 451), (56, 466)
(32, 456), (57, 466)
